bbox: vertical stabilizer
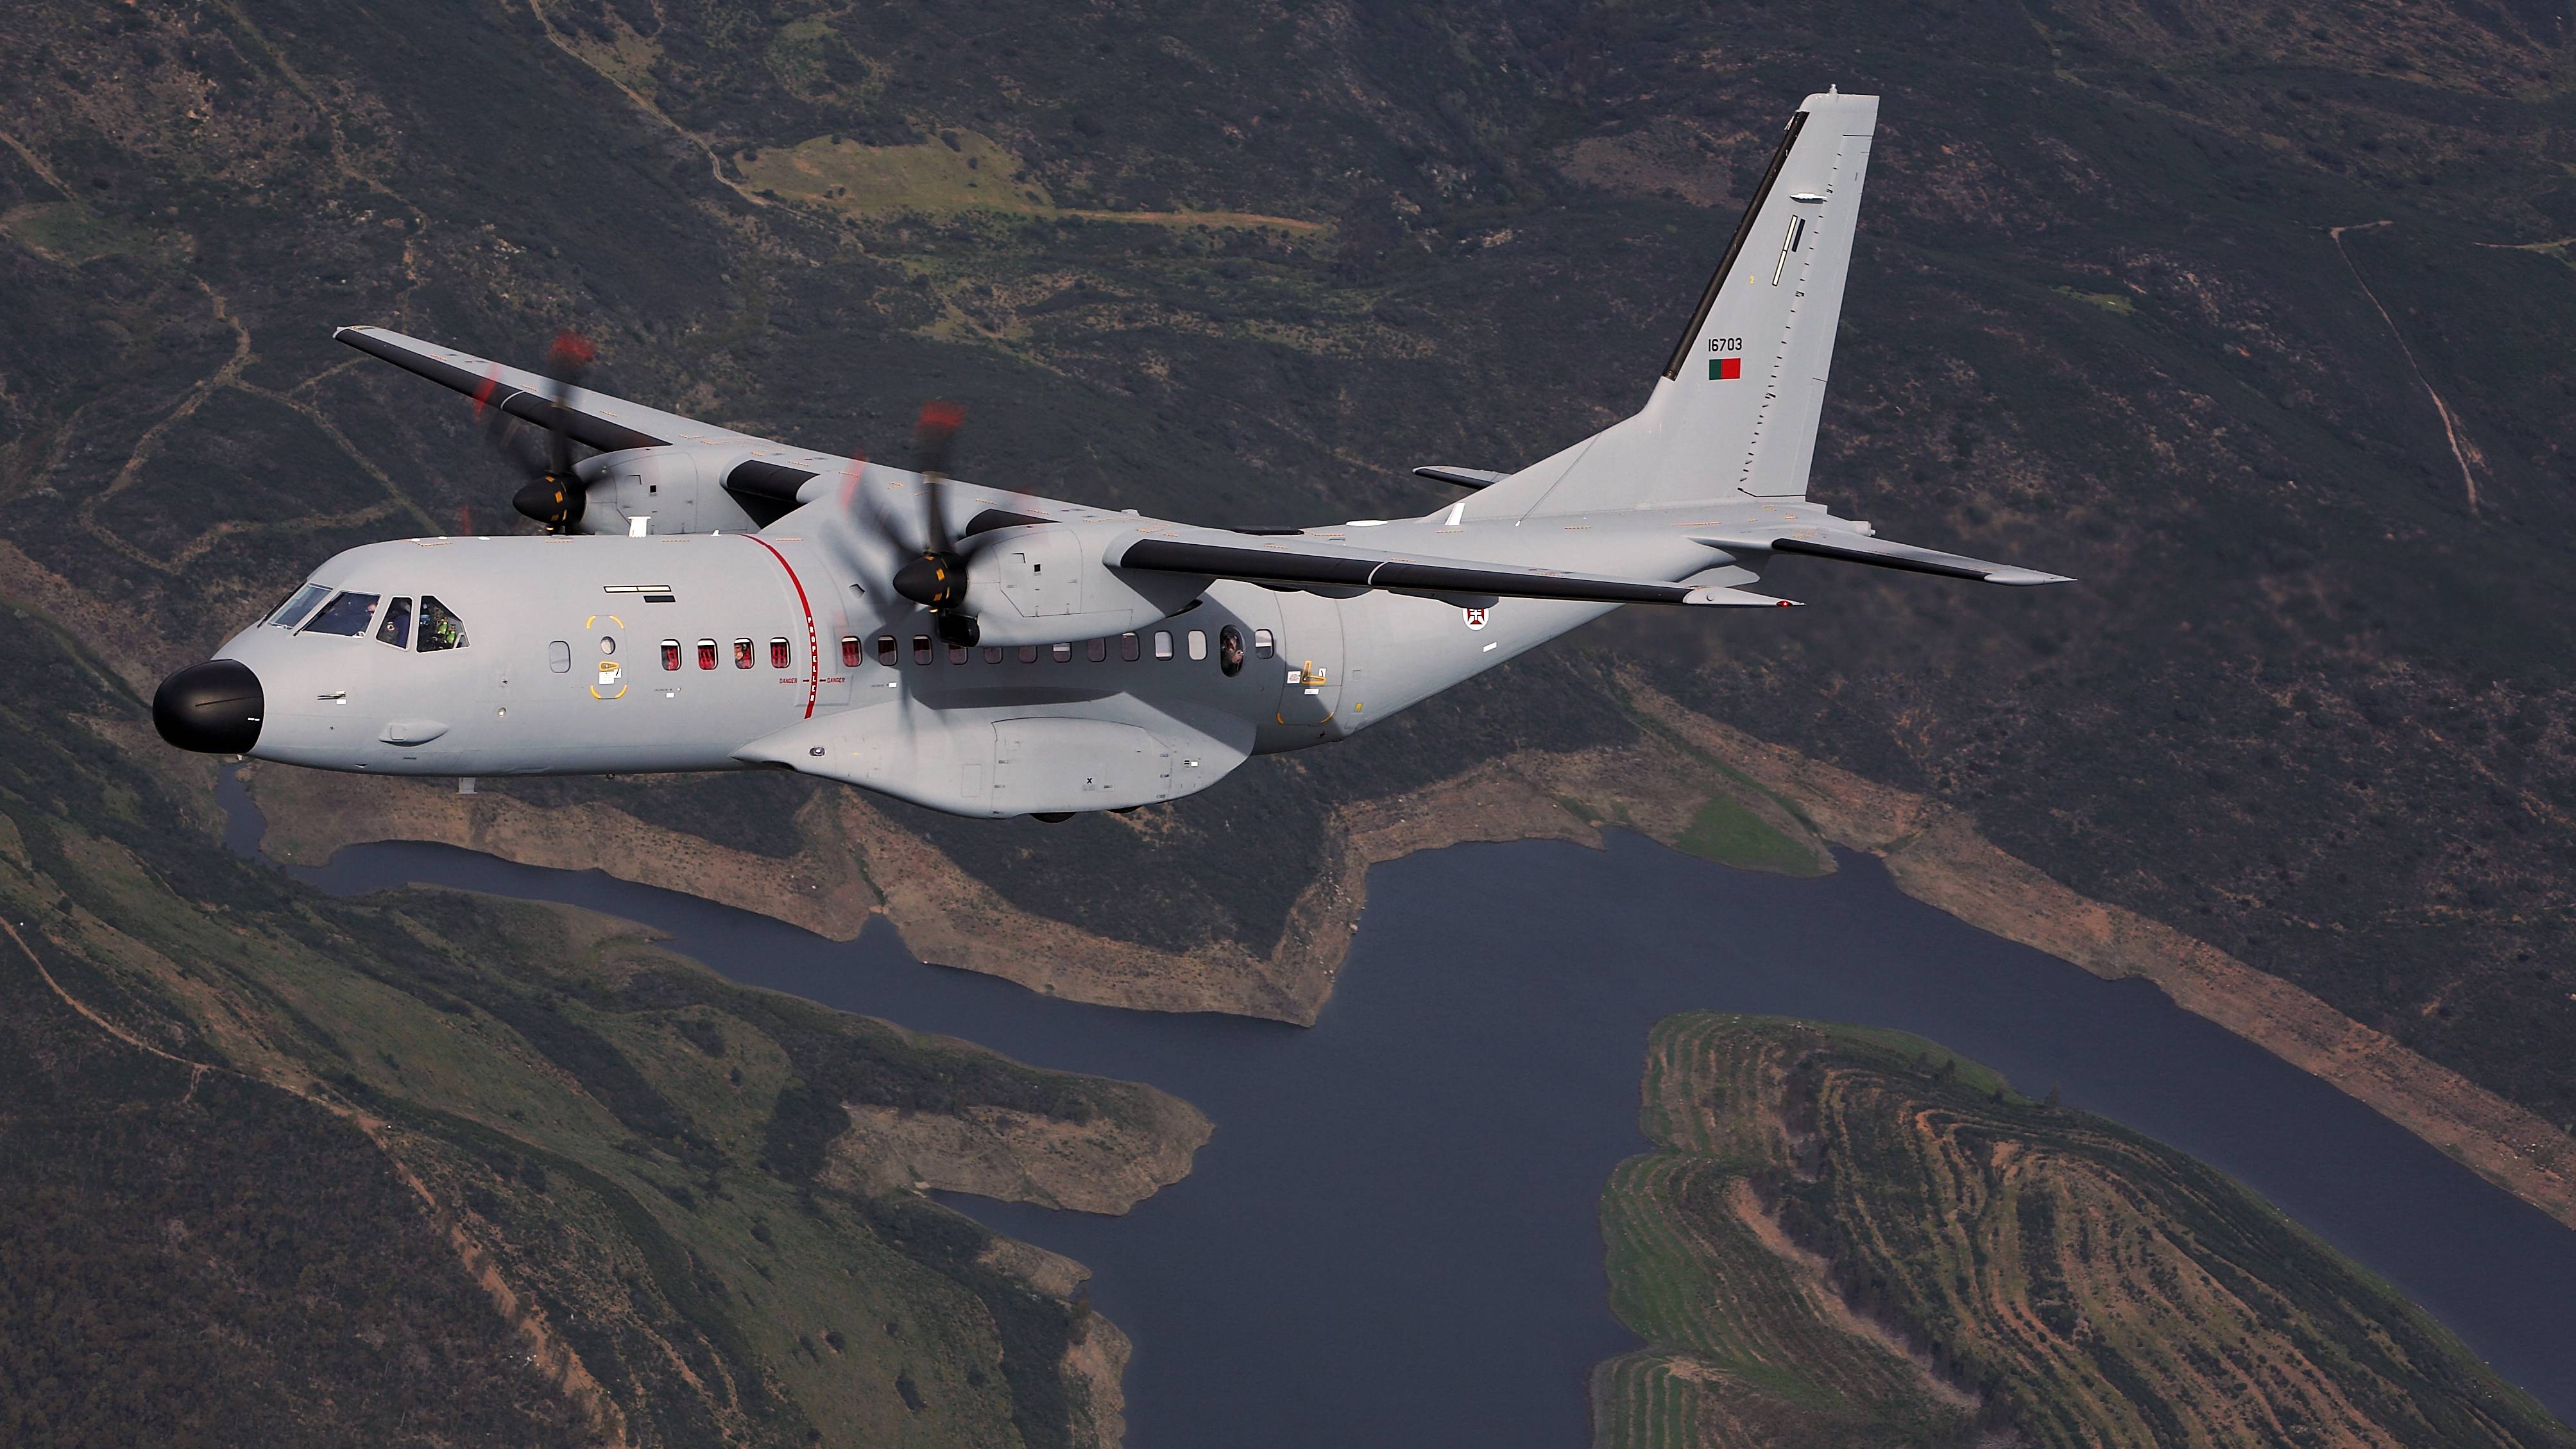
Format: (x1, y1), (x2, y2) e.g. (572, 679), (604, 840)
(1477, 91), (1878, 518)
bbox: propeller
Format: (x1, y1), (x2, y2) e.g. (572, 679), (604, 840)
(483, 330), (596, 533)
(891, 401), (980, 646)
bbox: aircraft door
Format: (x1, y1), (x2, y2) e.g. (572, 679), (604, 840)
(1270, 590), (1343, 726)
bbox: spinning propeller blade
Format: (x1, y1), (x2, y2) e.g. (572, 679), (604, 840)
(891, 401), (979, 646)
(488, 330), (595, 533)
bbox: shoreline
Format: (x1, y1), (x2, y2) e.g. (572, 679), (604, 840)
(241, 675), (2576, 1233)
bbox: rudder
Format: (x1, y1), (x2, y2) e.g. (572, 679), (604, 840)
(1480, 91), (1879, 517)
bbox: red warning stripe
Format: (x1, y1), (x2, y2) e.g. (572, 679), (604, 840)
(740, 535), (821, 719)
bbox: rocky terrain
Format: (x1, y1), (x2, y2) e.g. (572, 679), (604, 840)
(8, 0), (2576, 1438)
(1594, 1013), (2575, 1448)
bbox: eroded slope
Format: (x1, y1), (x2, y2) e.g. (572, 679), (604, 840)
(1596, 1013), (2575, 1448)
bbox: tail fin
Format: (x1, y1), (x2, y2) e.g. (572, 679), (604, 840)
(1481, 90), (1879, 518)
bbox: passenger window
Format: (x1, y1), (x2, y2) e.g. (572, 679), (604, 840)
(1254, 628), (1275, 659)
(375, 596), (414, 649)
(1018, 646), (1039, 664)
(269, 582), (332, 629)
(1188, 629), (1208, 662)
(1087, 638), (1107, 662)
(840, 637), (862, 668)
(697, 639), (718, 670)
(661, 640), (681, 671)
(912, 635), (932, 664)
(949, 644), (968, 664)
(1120, 632), (1141, 662)
(418, 596), (470, 651)
(1153, 631), (1173, 661)
(302, 591), (380, 637)
(984, 646), (1004, 663)
(770, 637), (790, 670)
(1051, 642), (1072, 662)
(733, 639), (754, 669)
(1218, 624), (1245, 678)
(548, 640), (572, 673)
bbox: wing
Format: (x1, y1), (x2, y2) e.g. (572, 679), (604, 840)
(1412, 465), (1508, 490)
(1693, 527), (2074, 586)
(334, 325), (765, 454)
(1112, 527), (1798, 608)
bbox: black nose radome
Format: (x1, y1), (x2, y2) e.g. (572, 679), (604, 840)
(153, 660), (263, 755)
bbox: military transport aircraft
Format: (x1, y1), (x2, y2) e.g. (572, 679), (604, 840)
(153, 92), (2067, 821)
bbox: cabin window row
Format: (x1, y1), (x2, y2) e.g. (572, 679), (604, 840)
(644, 627), (1275, 676)
(649, 637), (799, 671)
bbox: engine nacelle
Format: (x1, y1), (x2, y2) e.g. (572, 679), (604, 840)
(572, 448), (773, 536)
(956, 521), (1206, 647)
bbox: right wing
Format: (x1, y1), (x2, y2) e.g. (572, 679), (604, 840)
(1693, 527), (2073, 586)
(1113, 530), (1798, 608)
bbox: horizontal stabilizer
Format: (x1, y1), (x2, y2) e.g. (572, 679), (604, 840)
(1413, 465), (1508, 490)
(1118, 535), (1794, 607)
(1696, 529), (2072, 587)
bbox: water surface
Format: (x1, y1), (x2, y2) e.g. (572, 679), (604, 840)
(223, 775), (2576, 1443)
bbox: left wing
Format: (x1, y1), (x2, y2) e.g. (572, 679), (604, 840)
(335, 325), (762, 454)
(1113, 530), (1797, 608)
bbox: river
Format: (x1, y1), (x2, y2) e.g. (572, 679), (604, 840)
(218, 773), (2576, 1444)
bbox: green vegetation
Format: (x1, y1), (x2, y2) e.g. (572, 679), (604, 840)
(0, 610), (1154, 1446)
(2049, 286), (2137, 317)
(1598, 1014), (2576, 1448)
(0, 199), (178, 266)
(8, 0), (2576, 1425)
(1671, 794), (1826, 877)
(742, 130), (1325, 236)
(16, 0), (2576, 1161)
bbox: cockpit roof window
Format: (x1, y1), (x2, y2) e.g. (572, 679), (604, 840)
(269, 582), (332, 630)
(418, 595), (469, 652)
(300, 591), (380, 637)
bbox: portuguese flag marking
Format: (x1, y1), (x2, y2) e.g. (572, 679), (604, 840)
(1709, 357), (1742, 381)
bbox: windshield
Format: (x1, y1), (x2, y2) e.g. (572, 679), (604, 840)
(301, 591), (381, 637)
(375, 596), (413, 649)
(418, 595), (469, 651)
(268, 582), (332, 629)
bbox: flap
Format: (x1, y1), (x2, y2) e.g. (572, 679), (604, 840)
(1696, 529), (2074, 587)
(1115, 532), (1798, 608)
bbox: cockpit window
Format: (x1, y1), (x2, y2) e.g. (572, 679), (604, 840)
(418, 596), (470, 651)
(376, 596), (414, 649)
(269, 582), (332, 629)
(301, 592), (380, 637)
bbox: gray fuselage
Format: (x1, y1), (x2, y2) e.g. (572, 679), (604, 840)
(211, 531), (1604, 813)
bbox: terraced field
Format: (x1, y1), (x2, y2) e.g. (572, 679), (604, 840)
(1596, 1014), (2576, 1448)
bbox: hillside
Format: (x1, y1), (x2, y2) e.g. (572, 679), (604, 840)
(5, 0), (2576, 1425)
(6, 0), (2568, 1174)
(1595, 1013), (2576, 1448)
(0, 608), (1198, 1445)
